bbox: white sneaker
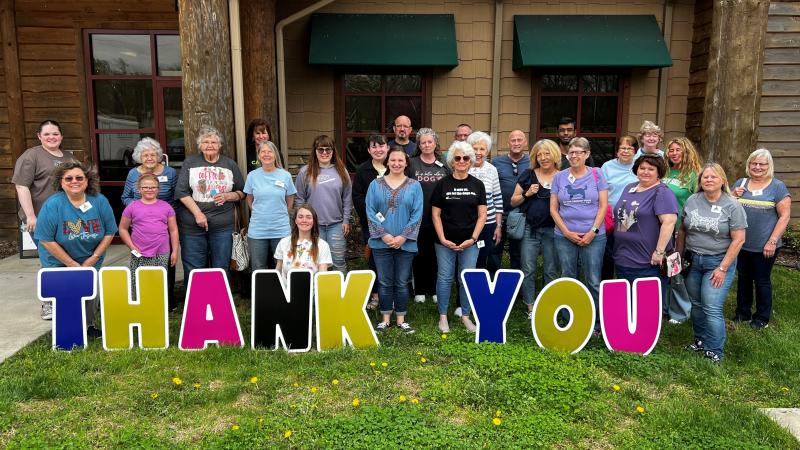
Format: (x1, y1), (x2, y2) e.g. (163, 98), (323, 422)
(432, 295), (438, 304)
(526, 311), (533, 320)
(462, 317), (477, 333)
(414, 295), (426, 303)
(41, 302), (53, 320)
(454, 307), (463, 317)
(438, 318), (450, 333)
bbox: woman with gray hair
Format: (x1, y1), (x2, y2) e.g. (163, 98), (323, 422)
(431, 140), (487, 333)
(467, 131), (503, 269)
(732, 148), (792, 329)
(175, 126), (245, 276)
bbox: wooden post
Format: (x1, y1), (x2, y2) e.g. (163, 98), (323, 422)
(700, 0), (770, 178)
(178, 0), (235, 157)
(240, 0), (278, 145)
(1, 0), (26, 161)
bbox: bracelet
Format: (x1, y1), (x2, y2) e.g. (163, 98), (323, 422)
(767, 239), (778, 245)
(717, 266), (727, 272)
(654, 250), (666, 256)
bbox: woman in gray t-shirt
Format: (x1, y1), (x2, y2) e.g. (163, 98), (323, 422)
(677, 163), (747, 363)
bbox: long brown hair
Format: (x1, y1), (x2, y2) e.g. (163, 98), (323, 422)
(290, 204), (320, 264)
(667, 137), (703, 187)
(305, 135), (350, 187)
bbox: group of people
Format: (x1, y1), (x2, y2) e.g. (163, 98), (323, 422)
(13, 117), (792, 362)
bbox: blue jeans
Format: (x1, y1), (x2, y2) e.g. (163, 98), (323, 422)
(685, 252), (737, 358)
(519, 225), (558, 305)
(372, 248), (416, 316)
(475, 222), (496, 269)
(319, 222), (346, 273)
(615, 264), (668, 313)
(434, 242), (479, 317)
(180, 227), (233, 278)
(248, 237), (282, 271)
(487, 217), (521, 273)
(554, 234), (606, 325)
(735, 249), (778, 323)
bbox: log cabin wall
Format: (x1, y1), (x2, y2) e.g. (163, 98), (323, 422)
(685, 0), (711, 148)
(0, 0), (179, 240)
(758, 1), (800, 222)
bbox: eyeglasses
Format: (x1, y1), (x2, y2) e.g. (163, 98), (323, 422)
(394, 124), (410, 129)
(568, 151), (586, 156)
(453, 155), (471, 162)
(62, 175), (85, 182)
(316, 147), (333, 154)
(618, 146), (635, 151)
(749, 162), (768, 167)
(140, 186), (159, 191)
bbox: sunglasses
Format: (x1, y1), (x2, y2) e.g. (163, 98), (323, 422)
(316, 147), (333, 154)
(453, 155), (471, 162)
(511, 162), (518, 176)
(63, 175), (85, 182)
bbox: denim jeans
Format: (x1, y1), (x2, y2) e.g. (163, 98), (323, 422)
(319, 222), (346, 273)
(248, 237), (282, 271)
(519, 225), (558, 305)
(487, 217), (521, 273)
(475, 222), (496, 270)
(685, 252), (737, 358)
(372, 248), (416, 316)
(434, 242), (479, 317)
(735, 249), (778, 323)
(554, 233), (606, 326)
(180, 227), (233, 278)
(615, 264), (668, 314)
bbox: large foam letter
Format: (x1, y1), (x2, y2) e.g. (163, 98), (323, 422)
(99, 267), (169, 350)
(463, 269), (522, 343)
(38, 267), (96, 350)
(532, 278), (594, 354)
(315, 270), (378, 351)
(600, 278), (662, 355)
(251, 270), (312, 352)
(178, 269), (244, 350)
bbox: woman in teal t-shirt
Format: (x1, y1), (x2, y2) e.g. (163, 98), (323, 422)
(664, 137), (703, 223)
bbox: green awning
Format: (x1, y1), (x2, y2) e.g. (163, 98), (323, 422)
(309, 14), (458, 67)
(513, 15), (673, 69)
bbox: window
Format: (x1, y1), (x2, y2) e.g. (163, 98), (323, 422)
(84, 30), (182, 221)
(338, 74), (427, 171)
(535, 73), (624, 165)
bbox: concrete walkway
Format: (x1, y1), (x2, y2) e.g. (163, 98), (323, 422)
(0, 245), (182, 363)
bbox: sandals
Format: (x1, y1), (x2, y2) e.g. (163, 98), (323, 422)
(367, 295), (379, 310)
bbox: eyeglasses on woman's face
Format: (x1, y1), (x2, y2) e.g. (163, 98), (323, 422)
(62, 175), (85, 182)
(453, 155), (471, 163)
(316, 147), (333, 155)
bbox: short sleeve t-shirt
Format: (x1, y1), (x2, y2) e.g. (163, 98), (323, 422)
(274, 236), (333, 280)
(122, 199), (176, 257)
(430, 174), (486, 243)
(683, 193), (748, 255)
(174, 154), (245, 234)
(11, 145), (77, 223)
(600, 158), (637, 206)
(612, 183), (678, 267)
(516, 169), (554, 229)
(244, 168), (296, 239)
(663, 168), (697, 226)
(551, 168), (609, 236)
(734, 177), (791, 252)
(407, 157), (450, 227)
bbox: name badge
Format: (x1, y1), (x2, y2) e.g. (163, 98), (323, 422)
(751, 189), (763, 196)
(157, 176), (168, 183)
(131, 249), (142, 258)
(79, 202), (92, 213)
(375, 212), (385, 223)
(711, 205), (721, 213)
(476, 240), (485, 249)
(274, 180), (285, 188)
(568, 175), (576, 184)
(629, 187), (638, 193)
(435, 160), (444, 167)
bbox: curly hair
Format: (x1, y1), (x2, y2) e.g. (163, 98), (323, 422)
(666, 137), (703, 187)
(51, 161), (99, 196)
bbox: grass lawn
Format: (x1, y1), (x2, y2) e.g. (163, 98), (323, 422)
(1, 264), (799, 448)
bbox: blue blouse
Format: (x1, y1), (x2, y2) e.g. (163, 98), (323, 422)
(366, 177), (423, 252)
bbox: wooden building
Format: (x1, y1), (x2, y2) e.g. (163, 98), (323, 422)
(0, 0), (797, 240)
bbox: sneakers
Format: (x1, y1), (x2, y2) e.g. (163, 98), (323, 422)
(432, 295), (438, 304)
(414, 295), (426, 303)
(87, 326), (102, 339)
(526, 311), (533, 320)
(462, 317), (477, 333)
(375, 322), (390, 332)
(398, 322), (415, 334)
(454, 307), (463, 317)
(702, 350), (722, 364)
(438, 318), (450, 333)
(41, 302), (53, 321)
(750, 319), (769, 330)
(686, 339), (704, 352)
(668, 319), (684, 325)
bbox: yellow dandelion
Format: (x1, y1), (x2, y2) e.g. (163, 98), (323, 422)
(292, 382), (300, 388)
(172, 377), (183, 386)
(399, 395), (407, 402)
(259, 417), (264, 424)
(492, 417), (502, 426)
(332, 379), (339, 385)
(352, 398), (361, 407)
(193, 383), (201, 389)
(411, 398), (420, 405)
(150, 392), (159, 399)
(369, 362), (376, 367)
(613, 384), (621, 392)
(283, 430), (293, 438)
(310, 386), (318, 394)
(416, 351), (423, 356)
(636, 406), (645, 414)
(381, 362), (388, 368)
(441, 334), (448, 340)
(231, 424), (240, 431)
(420, 357), (427, 363)
(781, 387), (790, 392)
(495, 410), (502, 417)
(249, 376), (258, 384)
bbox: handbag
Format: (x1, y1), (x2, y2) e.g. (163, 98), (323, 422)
(506, 208), (526, 240)
(660, 250), (684, 278)
(230, 206), (249, 271)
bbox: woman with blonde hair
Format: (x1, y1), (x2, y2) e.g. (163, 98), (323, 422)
(636, 120), (664, 159)
(664, 137), (703, 217)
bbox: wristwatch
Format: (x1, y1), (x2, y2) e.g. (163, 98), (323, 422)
(590, 226), (600, 234)
(471, 236), (478, 242)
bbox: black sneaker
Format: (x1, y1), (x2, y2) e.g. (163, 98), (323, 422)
(375, 322), (390, 332)
(685, 339), (704, 352)
(750, 320), (769, 330)
(398, 322), (415, 334)
(703, 350), (722, 364)
(87, 326), (102, 339)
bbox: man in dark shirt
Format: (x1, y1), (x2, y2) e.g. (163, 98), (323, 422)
(556, 117), (594, 168)
(388, 115), (417, 155)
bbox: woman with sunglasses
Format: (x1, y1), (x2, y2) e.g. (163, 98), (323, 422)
(35, 162), (117, 338)
(431, 141), (487, 333)
(294, 135), (352, 273)
(511, 139), (561, 320)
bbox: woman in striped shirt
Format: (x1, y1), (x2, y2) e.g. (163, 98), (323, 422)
(467, 131), (503, 269)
